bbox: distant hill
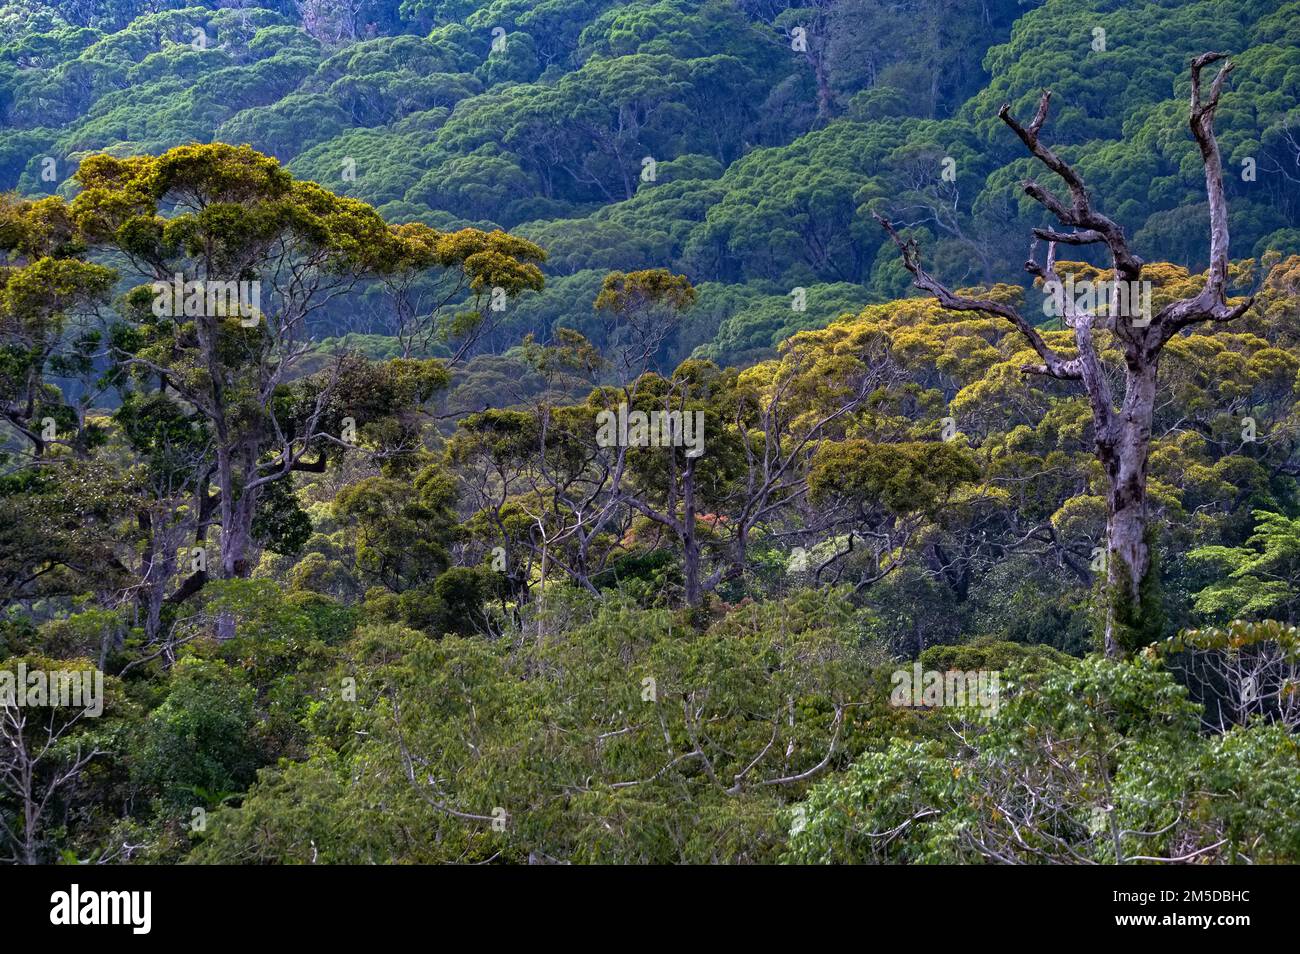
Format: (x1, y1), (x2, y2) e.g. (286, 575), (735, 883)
(4, 0), (1299, 365)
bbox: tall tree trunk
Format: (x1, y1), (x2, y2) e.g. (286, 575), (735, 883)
(682, 458), (701, 607)
(806, 47), (833, 123)
(140, 512), (173, 646)
(1103, 362), (1157, 656)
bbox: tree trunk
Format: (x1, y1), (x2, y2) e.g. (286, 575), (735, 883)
(142, 518), (169, 645)
(808, 51), (832, 123)
(1102, 362), (1157, 656)
(682, 458), (701, 607)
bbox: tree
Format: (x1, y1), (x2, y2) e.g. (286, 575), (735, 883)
(876, 53), (1254, 657)
(72, 143), (540, 602)
(807, 439), (981, 595)
(296, 0), (365, 46)
(0, 656), (118, 864)
(0, 194), (115, 459)
(1162, 620), (1300, 734)
(594, 267), (696, 380)
(332, 464), (459, 593)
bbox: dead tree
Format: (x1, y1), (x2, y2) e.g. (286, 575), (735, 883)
(876, 53), (1253, 657)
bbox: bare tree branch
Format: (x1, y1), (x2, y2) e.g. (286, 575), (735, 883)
(873, 213), (1082, 381)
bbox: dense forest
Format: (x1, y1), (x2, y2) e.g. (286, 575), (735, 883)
(1, 0), (1299, 866)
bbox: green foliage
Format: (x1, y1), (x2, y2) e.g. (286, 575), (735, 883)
(4, 0), (1300, 867)
(809, 440), (980, 515)
(787, 653), (1300, 864)
(1190, 510), (1300, 621)
(189, 590), (893, 864)
(918, 638), (1071, 675)
(133, 657), (260, 812)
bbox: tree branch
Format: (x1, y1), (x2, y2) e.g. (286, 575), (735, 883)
(873, 213), (1081, 381)
(998, 90), (1144, 282)
(1156, 53), (1255, 343)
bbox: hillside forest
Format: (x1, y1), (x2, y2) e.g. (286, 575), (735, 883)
(2, 0), (1300, 865)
